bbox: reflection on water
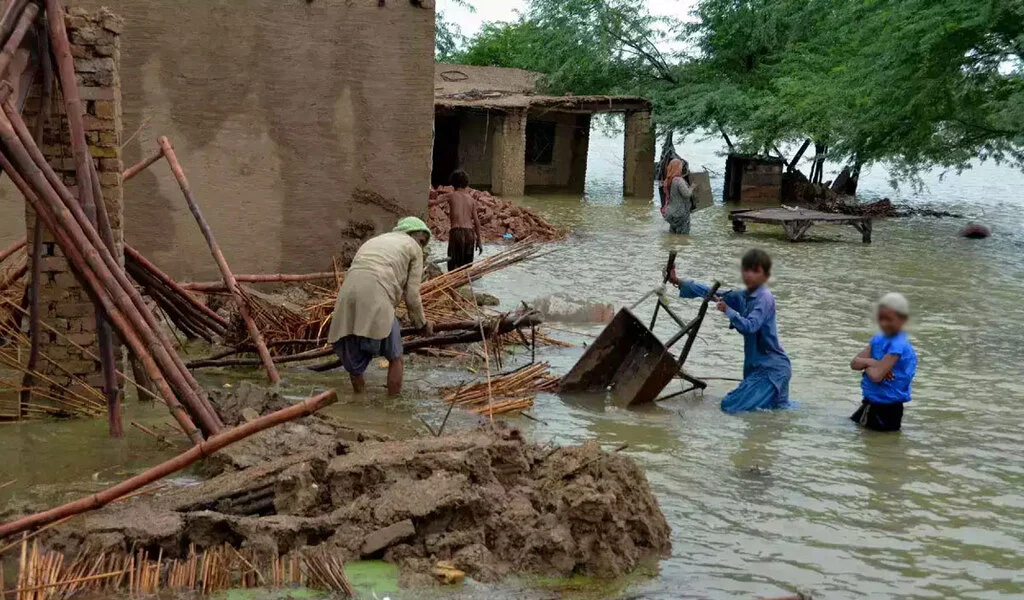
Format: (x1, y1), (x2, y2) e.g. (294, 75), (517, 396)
(3, 133), (1024, 599)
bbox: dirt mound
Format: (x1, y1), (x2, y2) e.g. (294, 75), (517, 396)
(39, 406), (671, 586)
(429, 187), (566, 243)
(202, 383), (389, 474)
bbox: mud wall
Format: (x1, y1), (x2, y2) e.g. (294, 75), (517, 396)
(623, 110), (655, 198)
(455, 110), (498, 189)
(0, 0), (436, 279)
(524, 111), (588, 190)
(490, 108), (527, 197)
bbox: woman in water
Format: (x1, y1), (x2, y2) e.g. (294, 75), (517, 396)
(661, 158), (696, 234)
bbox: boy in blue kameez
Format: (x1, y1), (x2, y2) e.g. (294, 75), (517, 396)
(668, 249), (792, 414)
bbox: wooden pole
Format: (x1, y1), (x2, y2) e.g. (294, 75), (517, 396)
(1, 103), (223, 436)
(124, 244), (228, 330)
(0, 1), (35, 78)
(0, 389), (338, 540)
(44, 0), (128, 435)
(121, 147), (163, 182)
(157, 137), (279, 385)
(0, 236), (24, 264)
(0, 144), (203, 444)
(88, 159), (122, 437)
(180, 272), (341, 292)
(0, 0), (27, 43)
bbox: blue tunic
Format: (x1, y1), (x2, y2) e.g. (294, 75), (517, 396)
(861, 331), (917, 404)
(680, 281), (792, 413)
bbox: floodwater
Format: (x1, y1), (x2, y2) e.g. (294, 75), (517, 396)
(3, 129), (1024, 600)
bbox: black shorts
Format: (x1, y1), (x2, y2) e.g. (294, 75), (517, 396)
(851, 400), (904, 432)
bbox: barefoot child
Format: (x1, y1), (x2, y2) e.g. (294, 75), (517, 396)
(850, 293), (918, 432)
(431, 170), (483, 271)
(669, 249), (791, 413)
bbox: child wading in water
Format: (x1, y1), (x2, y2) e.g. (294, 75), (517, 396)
(430, 169), (483, 271)
(850, 293), (918, 431)
(669, 249), (792, 413)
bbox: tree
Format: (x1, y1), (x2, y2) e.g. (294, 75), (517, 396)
(453, 0), (1024, 177)
(458, 0), (677, 96)
(436, 0), (475, 63)
(669, 0), (1024, 174)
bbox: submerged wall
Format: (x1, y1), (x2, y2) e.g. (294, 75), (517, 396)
(0, 0), (436, 279)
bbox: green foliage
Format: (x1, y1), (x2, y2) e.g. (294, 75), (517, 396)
(668, 0), (1024, 172)
(436, 0), (475, 63)
(458, 0), (677, 96)
(451, 0), (1024, 175)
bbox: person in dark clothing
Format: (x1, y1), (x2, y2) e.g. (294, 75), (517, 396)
(431, 169), (483, 271)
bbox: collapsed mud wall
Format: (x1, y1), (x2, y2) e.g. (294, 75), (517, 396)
(0, 0), (436, 279)
(34, 386), (672, 586)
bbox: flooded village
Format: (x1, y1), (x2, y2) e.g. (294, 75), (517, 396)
(1, 1), (1024, 599)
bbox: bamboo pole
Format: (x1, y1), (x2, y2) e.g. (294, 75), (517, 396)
(19, 17), (53, 418)
(0, 0), (28, 44)
(43, 0), (93, 214)
(121, 147), (162, 182)
(44, 0), (128, 436)
(87, 159), (122, 437)
(1, 104), (223, 436)
(0, 389), (337, 539)
(124, 244), (227, 329)
(0, 2), (35, 78)
(157, 136), (279, 385)
(0, 124), (203, 444)
(0, 236), (23, 264)
(180, 272), (341, 292)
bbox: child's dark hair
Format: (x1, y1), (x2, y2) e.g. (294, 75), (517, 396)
(450, 169), (470, 189)
(741, 248), (772, 276)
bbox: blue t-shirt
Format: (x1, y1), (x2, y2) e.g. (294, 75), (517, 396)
(861, 331), (917, 404)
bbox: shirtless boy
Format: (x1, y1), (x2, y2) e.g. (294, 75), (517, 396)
(434, 170), (483, 271)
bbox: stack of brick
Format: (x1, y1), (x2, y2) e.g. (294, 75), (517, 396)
(22, 8), (124, 406)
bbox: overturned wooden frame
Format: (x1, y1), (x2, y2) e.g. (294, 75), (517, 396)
(559, 279), (720, 407)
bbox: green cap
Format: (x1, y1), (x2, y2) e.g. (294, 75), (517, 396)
(393, 216), (431, 240)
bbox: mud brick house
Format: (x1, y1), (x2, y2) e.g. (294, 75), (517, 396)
(433, 65), (656, 198)
(1, 0), (437, 279)
(0, 1), (436, 410)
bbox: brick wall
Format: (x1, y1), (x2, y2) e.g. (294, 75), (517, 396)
(23, 8), (123, 405)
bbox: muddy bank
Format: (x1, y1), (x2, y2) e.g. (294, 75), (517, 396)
(32, 385), (671, 586)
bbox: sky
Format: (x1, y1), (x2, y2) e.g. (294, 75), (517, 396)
(436, 0), (696, 38)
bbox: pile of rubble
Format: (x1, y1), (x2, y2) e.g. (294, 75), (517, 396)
(429, 187), (566, 243)
(32, 384), (672, 587)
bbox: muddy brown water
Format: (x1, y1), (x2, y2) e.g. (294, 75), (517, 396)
(3, 132), (1024, 599)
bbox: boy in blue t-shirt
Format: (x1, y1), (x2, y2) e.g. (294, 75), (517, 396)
(850, 292), (918, 431)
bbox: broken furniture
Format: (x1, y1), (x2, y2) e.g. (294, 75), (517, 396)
(730, 207), (873, 243)
(559, 263), (720, 407)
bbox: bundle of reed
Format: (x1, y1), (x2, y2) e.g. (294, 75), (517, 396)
(301, 548), (355, 596)
(470, 396), (535, 417)
(440, 362), (556, 417)
(0, 4), (223, 443)
(443, 362), (558, 405)
(124, 244), (227, 343)
(0, 317), (107, 421)
(420, 240), (545, 300)
(0, 246), (26, 295)
(5, 541), (308, 599)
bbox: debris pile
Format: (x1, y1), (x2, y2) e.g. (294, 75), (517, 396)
(441, 362), (559, 417)
(23, 386), (671, 586)
(429, 187), (566, 243)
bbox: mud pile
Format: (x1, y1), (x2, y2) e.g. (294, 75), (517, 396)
(40, 386), (671, 585)
(429, 187), (566, 243)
